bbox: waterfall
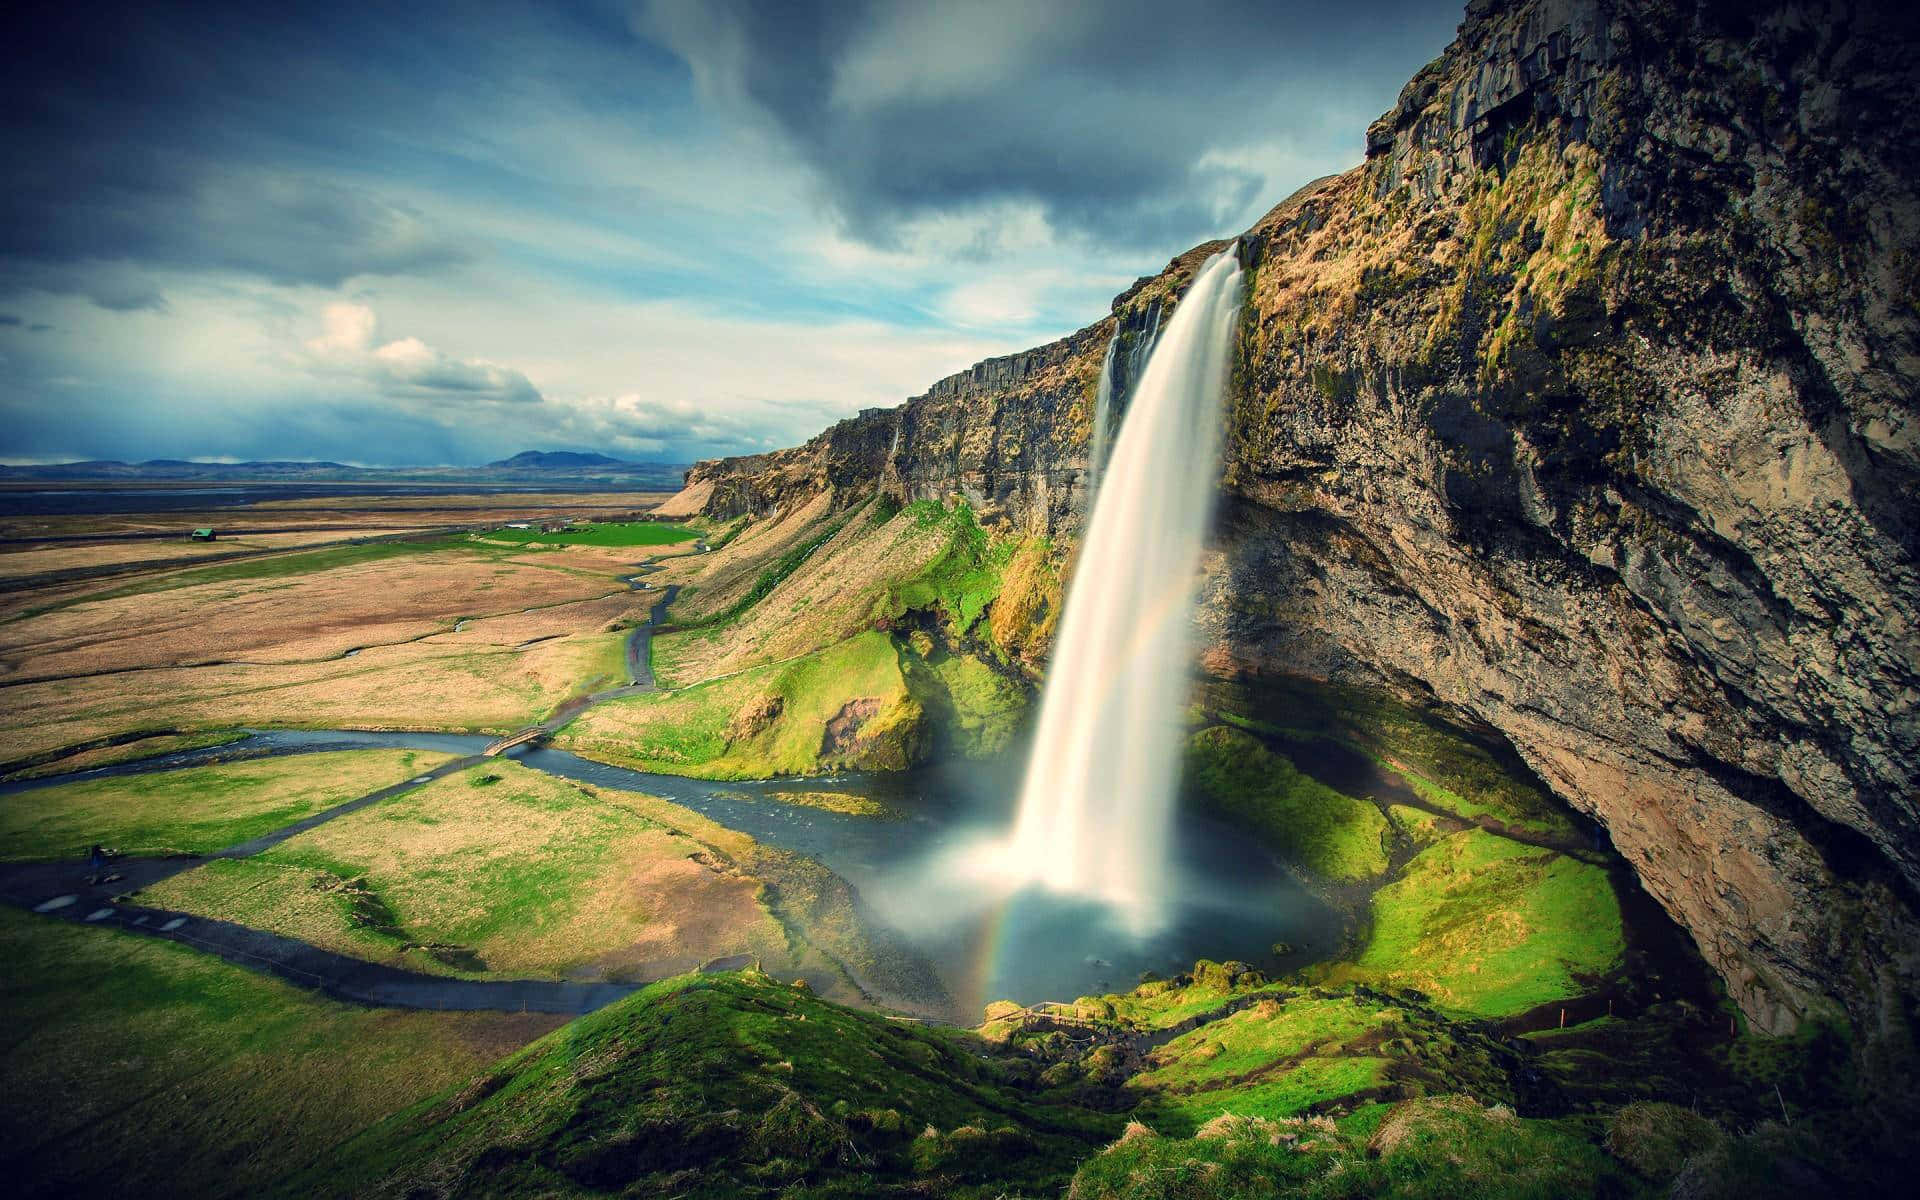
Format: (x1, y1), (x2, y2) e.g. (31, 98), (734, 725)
(1088, 333), (1119, 497)
(1005, 247), (1243, 930)
(1087, 304), (1162, 499)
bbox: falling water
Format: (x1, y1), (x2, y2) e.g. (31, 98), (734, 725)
(1087, 304), (1162, 498)
(1088, 334), (1120, 496)
(1006, 247), (1244, 930)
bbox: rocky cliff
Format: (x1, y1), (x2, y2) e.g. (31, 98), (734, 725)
(671, 0), (1920, 1036)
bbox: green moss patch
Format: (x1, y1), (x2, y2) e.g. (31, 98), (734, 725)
(1069, 1095), (1632, 1200)
(1075, 1098), (1628, 1198)
(1121, 987), (1520, 1131)
(878, 499), (1015, 639)
(562, 631), (927, 779)
(904, 643), (1028, 759)
(1202, 677), (1578, 840)
(1324, 829), (1622, 1017)
(1188, 725), (1390, 884)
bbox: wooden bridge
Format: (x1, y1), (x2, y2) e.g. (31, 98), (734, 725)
(482, 728), (547, 757)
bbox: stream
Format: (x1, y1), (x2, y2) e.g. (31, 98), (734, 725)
(1, 728), (1339, 1017)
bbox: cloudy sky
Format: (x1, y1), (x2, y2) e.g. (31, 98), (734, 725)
(0, 0), (1459, 466)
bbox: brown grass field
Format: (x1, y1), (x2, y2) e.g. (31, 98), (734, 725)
(0, 528), (425, 581)
(0, 535), (654, 764)
(0, 487), (673, 541)
(653, 500), (955, 684)
(0, 546), (627, 682)
(0, 622), (634, 764)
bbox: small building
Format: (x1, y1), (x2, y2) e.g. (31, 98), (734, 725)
(694, 540), (710, 553)
(190, 528), (216, 542)
(541, 522), (568, 533)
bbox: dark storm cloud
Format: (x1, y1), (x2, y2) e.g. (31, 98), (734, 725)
(640, 0), (1462, 251)
(0, 0), (645, 306)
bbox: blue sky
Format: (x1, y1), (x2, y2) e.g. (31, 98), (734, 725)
(0, 0), (1460, 465)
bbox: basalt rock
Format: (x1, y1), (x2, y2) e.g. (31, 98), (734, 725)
(667, 0), (1920, 1036)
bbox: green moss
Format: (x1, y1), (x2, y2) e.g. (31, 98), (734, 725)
(1387, 803), (1449, 847)
(1203, 679), (1577, 840)
(1070, 1095), (1635, 1200)
(1115, 984), (1522, 1132)
(278, 969), (1120, 1199)
(561, 631), (923, 779)
(1127, 995), (1398, 1123)
(1188, 726), (1390, 884)
(1084, 966), (1279, 1032)
(902, 645), (1028, 759)
(880, 499), (1014, 639)
(1323, 829), (1622, 1017)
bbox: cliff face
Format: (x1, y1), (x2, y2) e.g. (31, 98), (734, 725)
(672, 0), (1919, 1035)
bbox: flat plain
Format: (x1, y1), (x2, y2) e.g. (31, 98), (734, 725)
(0, 526), (668, 766)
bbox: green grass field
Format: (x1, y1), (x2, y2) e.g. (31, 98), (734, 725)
(0, 908), (559, 1200)
(138, 760), (803, 980)
(479, 521), (697, 548)
(1187, 725), (1391, 884)
(0, 748), (456, 861)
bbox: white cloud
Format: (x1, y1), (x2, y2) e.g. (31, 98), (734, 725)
(297, 301), (540, 405)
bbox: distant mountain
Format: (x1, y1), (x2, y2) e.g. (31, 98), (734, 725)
(0, 455), (686, 489)
(486, 450), (631, 470)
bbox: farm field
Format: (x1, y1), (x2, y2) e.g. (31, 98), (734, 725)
(477, 520), (698, 548)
